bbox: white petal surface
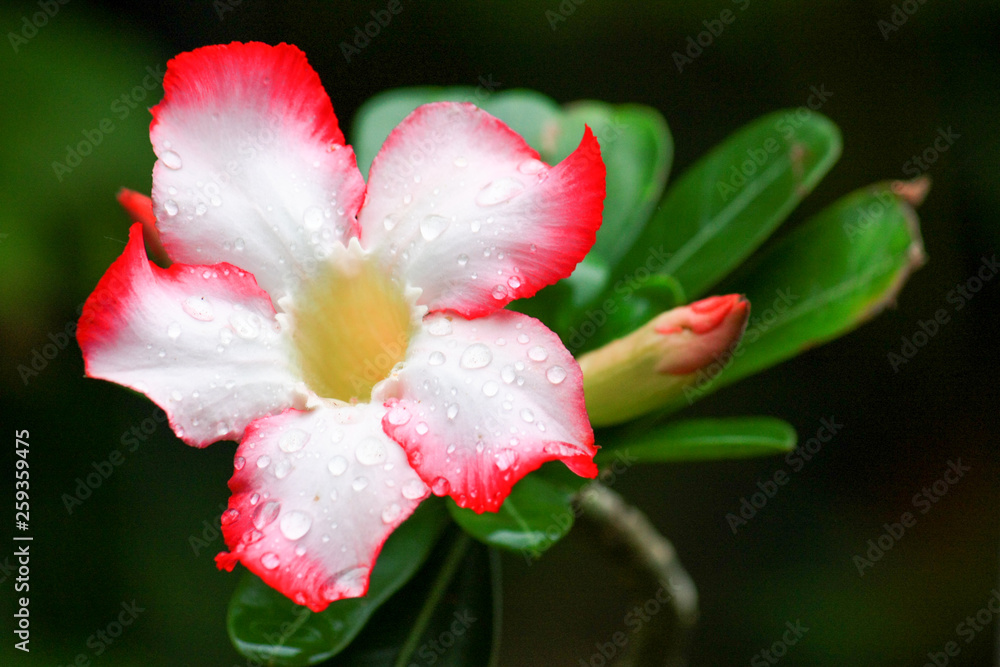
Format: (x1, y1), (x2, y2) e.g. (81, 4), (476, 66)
(216, 402), (429, 611)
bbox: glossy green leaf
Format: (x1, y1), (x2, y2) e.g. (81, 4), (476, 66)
(617, 109), (842, 299)
(448, 474), (575, 557)
(599, 417), (797, 464)
(679, 181), (926, 407)
(334, 533), (501, 667)
(227, 499), (449, 666)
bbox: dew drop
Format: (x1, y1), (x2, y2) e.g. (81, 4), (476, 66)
(167, 322), (182, 340)
(279, 429), (309, 453)
(482, 381), (499, 397)
(234, 456), (245, 471)
(428, 351), (446, 366)
(528, 346), (548, 362)
(273, 459), (291, 479)
(546, 365), (567, 384)
(402, 479), (427, 499)
(427, 318), (453, 336)
(161, 150), (183, 169)
(229, 312), (261, 340)
(501, 366), (516, 384)
(460, 343), (492, 369)
(256, 455), (271, 469)
(252, 501), (281, 529)
(457, 253), (469, 266)
(260, 552), (280, 570)
(356, 437), (387, 466)
(446, 404), (459, 420)
(387, 405), (411, 426)
(491, 284), (507, 300)
(517, 333), (530, 344)
(328, 456), (348, 476)
(234, 238), (246, 251)
(164, 199), (179, 216)
(431, 477), (451, 495)
(520, 408), (535, 423)
(419, 214), (450, 241)
(170, 390), (183, 402)
(195, 202), (208, 216)
(382, 213), (400, 231)
(182, 296), (215, 322)
(249, 493), (260, 505)
(221, 508), (240, 525)
(507, 276), (522, 289)
(415, 422), (429, 435)
(352, 477), (369, 491)
(495, 449), (518, 471)
(475, 178), (524, 206)
(279, 510), (313, 540)
(381, 503), (402, 524)
(518, 158), (546, 175)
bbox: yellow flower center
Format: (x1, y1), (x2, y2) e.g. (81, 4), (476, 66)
(292, 250), (413, 402)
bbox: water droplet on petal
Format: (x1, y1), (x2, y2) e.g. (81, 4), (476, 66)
(546, 365), (567, 384)
(431, 477), (451, 495)
(387, 405), (411, 426)
(167, 322), (181, 340)
(457, 253), (469, 266)
(517, 333), (530, 344)
(427, 318), (453, 336)
(352, 477), (369, 491)
(520, 408), (535, 423)
(260, 552), (280, 570)
(460, 343), (492, 369)
(279, 510), (312, 540)
(256, 455), (271, 469)
(501, 366), (516, 384)
(164, 199), (179, 216)
(415, 422), (429, 435)
(482, 381), (499, 397)
(279, 429), (309, 453)
(234, 238), (246, 251)
(252, 501), (281, 529)
(182, 296), (214, 321)
(381, 503), (402, 524)
(402, 479), (427, 499)
(446, 404), (459, 420)
(234, 456), (245, 470)
(356, 437), (387, 466)
(528, 345), (548, 362)
(328, 456), (348, 476)
(507, 276), (522, 289)
(221, 508), (239, 525)
(161, 150), (183, 169)
(249, 493), (260, 505)
(195, 202), (208, 216)
(419, 214), (450, 241)
(495, 449), (518, 471)
(273, 459), (291, 479)
(383, 213), (400, 231)
(476, 178), (524, 206)
(491, 284), (507, 300)
(229, 312), (261, 340)
(428, 351), (446, 366)
(518, 158), (546, 175)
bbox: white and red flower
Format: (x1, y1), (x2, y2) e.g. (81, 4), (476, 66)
(78, 42), (605, 611)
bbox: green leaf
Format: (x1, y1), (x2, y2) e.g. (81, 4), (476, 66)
(448, 474), (575, 557)
(599, 417), (797, 464)
(227, 499), (450, 666)
(617, 109), (842, 299)
(681, 181), (926, 406)
(332, 533), (502, 667)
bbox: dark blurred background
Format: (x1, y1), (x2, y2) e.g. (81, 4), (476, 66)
(1, 1), (997, 665)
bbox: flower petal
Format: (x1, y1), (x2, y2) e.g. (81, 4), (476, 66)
(150, 42), (365, 301)
(215, 402), (429, 612)
(382, 311), (597, 513)
(358, 102), (606, 318)
(78, 224), (304, 447)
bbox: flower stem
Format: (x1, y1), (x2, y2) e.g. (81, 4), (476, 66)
(579, 483), (699, 666)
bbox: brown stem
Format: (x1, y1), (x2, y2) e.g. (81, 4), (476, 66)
(579, 482), (699, 666)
